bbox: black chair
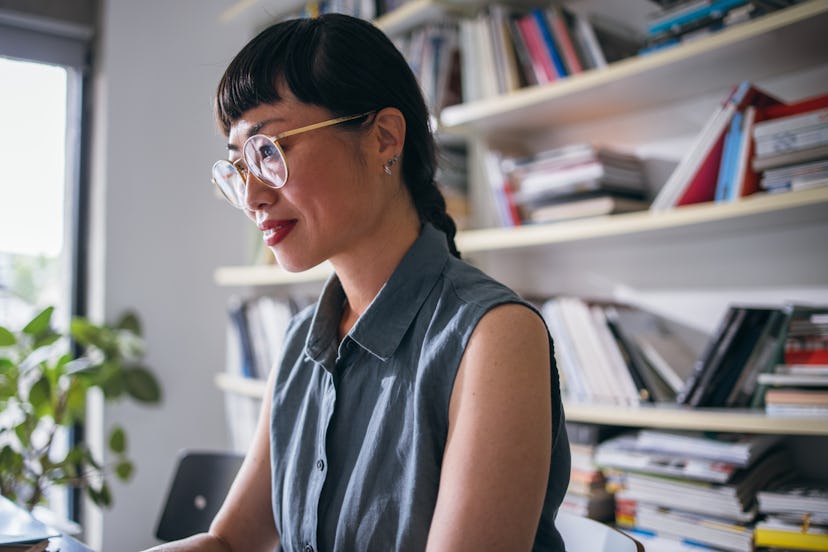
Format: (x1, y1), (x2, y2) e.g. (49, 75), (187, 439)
(155, 450), (244, 542)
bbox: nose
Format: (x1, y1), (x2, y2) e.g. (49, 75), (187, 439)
(243, 171), (279, 211)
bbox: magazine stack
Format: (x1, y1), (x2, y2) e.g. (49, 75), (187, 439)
(595, 429), (791, 551)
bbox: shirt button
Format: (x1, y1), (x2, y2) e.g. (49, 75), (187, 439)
(304, 545), (314, 552)
(316, 459), (325, 471)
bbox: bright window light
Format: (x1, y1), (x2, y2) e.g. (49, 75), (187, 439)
(0, 57), (67, 257)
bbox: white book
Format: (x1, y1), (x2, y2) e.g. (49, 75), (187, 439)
(753, 107), (828, 138)
(590, 305), (642, 406)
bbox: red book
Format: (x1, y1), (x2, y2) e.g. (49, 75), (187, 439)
(676, 84), (783, 206)
(516, 14), (558, 84)
(652, 82), (785, 209)
(785, 349), (828, 365)
(547, 7), (583, 75)
(755, 91), (828, 123)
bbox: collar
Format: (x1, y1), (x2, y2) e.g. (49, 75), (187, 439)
(304, 223), (450, 365)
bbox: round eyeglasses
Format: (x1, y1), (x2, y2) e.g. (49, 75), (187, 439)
(211, 111), (374, 209)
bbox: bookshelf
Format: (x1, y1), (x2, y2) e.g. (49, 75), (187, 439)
(215, 372), (828, 436)
(439, 0), (828, 137)
(215, 0), (828, 482)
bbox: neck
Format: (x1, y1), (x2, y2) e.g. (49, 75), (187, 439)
(333, 211), (421, 340)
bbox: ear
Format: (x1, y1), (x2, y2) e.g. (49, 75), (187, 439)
(371, 107), (406, 159)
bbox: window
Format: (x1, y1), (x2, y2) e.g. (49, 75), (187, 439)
(0, 9), (93, 523)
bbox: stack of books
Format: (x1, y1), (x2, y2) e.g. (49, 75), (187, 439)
(755, 475), (828, 551)
(641, 0), (797, 54)
(491, 144), (650, 226)
(562, 422), (622, 521)
(756, 305), (828, 416)
(651, 82), (828, 210)
(751, 94), (828, 194)
(541, 297), (705, 406)
(595, 429), (791, 551)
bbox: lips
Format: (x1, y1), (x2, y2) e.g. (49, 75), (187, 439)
(258, 219), (297, 247)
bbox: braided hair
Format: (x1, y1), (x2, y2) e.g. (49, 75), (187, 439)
(215, 13), (460, 258)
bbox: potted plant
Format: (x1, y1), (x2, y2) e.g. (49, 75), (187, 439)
(0, 306), (161, 512)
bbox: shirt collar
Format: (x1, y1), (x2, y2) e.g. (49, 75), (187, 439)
(305, 223), (450, 364)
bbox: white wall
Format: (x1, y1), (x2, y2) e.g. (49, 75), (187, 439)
(92, 1), (261, 549)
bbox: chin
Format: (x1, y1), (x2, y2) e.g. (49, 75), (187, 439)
(272, 250), (323, 274)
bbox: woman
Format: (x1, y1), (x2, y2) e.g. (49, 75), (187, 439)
(154, 13), (569, 551)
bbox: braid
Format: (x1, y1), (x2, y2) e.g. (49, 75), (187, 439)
(411, 181), (461, 259)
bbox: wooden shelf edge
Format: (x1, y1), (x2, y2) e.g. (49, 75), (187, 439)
(457, 186), (828, 253)
(439, 0), (828, 132)
(565, 402), (828, 436)
(213, 187), (828, 286)
(215, 372), (267, 399)
(213, 373), (827, 435)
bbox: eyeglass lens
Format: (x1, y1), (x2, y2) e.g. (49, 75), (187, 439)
(211, 160), (246, 208)
(243, 136), (288, 189)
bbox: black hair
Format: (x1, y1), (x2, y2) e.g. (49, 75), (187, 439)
(216, 13), (460, 258)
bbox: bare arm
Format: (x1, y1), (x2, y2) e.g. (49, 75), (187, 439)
(426, 303), (553, 552)
(144, 365), (280, 552)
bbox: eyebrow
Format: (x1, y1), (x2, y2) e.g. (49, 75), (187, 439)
(226, 117), (287, 150)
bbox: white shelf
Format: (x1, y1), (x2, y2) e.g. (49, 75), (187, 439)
(215, 372), (267, 399)
(440, 1), (828, 137)
(565, 402), (828, 436)
(214, 373), (828, 435)
(214, 187), (828, 287)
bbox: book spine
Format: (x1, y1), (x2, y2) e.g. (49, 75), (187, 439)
(676, 306), (738, 404)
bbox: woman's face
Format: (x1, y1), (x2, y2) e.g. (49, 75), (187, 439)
(227, 91), (395, 272)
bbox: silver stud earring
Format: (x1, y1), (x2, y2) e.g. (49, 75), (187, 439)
(384, 154), (399, 175)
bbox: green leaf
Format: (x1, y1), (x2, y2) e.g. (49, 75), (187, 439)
(0, 444), (24, 476)
(0, 326), (16, 346)
(87, 482), (112, 508)
(124, 366), (161, 403)
(23, 307), (54, 338)
(115, 460), (134, 481)
(115, 312), (142, 336)
(65, 377), (88, 421)
(14, 419), (34, 448)
(33, 331), (60, 349)
(108, 426), (127, 453)
(99, 366), (125, 399)
(28, 376), (52, 418)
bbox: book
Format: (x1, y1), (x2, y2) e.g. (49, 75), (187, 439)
(678, 306), (746, 405)
(765, 388), (828, 405)
(569, 11), (608, 69)
(594, 432), (744, 483)
(754, 519), (828, 551)
(725, 306), (789, 407)
(612, 447), (790, 522)
(532, 8), (567, 78)
(546, 6), (583, 75)
(651, 81), (782, 210)
(758, 475), (828, 519)
(515, 12), (558, 85)
(647, 0), (750, 35)
(526, 194), (649, 224)
(630, 502), (754, 551)
(728, 104), (759, 200)
(714, 110), (743, 202)
(693, 307), (777, 407)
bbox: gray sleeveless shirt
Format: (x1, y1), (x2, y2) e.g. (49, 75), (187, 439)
(270, 224), (570, 551)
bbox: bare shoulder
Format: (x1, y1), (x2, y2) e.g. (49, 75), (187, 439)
(464, 302), (550, 367)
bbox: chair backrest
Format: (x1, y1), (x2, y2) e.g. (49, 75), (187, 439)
(556, 510), (645, 552)
(154, 450), (244, 542)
